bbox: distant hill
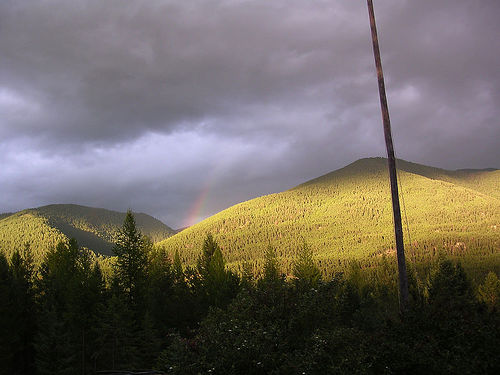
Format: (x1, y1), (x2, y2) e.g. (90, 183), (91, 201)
(158, 158), (499, 276)
(0, 204), (174, 263)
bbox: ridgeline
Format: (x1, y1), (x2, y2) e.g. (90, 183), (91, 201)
(0, 204), (174, 263)
(158, 158), (499, 278)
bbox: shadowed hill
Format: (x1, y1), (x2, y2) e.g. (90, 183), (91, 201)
(0, 204), (174, 263)
(158, 158), (499, 276)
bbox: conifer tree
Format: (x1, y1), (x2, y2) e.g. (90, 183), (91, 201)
(197, 234), (239, 308)
(240, 261), (254, 289)
(293, 241), (321, 290)
(198, 233), (220, 278)
(173, 249), (183, 282)
(428, 260), (475, 320)
(170, 251), (200, 330)
(147, 249), (174, 336)
(35, 239), (106, 375)
(0, 252), (15, 372)
(35, 239), (80, 374)
(9, 245), (37, 374)
(98, 289), (140, 370)
(35, 307), (76, 375)
(478, 272), (500, 312)
(71, 249), (106, 374)
(260, 244), (281, 286)
(113, 210), (149, 311)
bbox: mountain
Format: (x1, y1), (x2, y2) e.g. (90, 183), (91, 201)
(158, 158), (499, 276)
(0, 204), (174, 263)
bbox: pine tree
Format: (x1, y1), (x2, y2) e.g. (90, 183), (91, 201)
(35, 239), (106, 375)
(293, 240), (321, 290)
(98, 283), (141, 371)
(35, 240), (80, 374)
(88, 263), (107, 373)
(170, 253), (200, 331)
(198, 233), (220, 278)
(35, 307), (76, 375)
(147, 249), (174, 336)
(113, 210), (149, 312)
(197, 234), (239, 308)
(0, 252), (15, 372)
(136, 312), (161, 369)
(9, 245), (37, 374)
(240, 262), (254, 289)
(428, 260), (475, 320)
(173, 249), (184, 282)
(99, 212), (153, 370)
(478, 272), (500, 312)
(260, 244), (281, 286)
(71, 249), (106, 375)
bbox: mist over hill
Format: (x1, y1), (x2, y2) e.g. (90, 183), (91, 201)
(159, 157), (499, 276)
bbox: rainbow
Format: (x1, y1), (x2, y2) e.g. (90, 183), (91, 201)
(183, 179), (212, 228)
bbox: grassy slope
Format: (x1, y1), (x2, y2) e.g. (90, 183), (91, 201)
(0, 204), (174, 262)
(158, 158), (499, 275)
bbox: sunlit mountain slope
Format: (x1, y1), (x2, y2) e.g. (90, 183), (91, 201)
(0, 204), (174, 262)
(159, 158), (499, 275)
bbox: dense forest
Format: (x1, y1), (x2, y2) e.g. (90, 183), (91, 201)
(159, 158), (499, 280)
(0, 204), (174, 263)
(1, 211), (499, 374)
(1, 159), (498, 281)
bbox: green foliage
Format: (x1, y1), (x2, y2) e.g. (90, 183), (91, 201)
(478, 271), (500, 311)
(198, 233), (240, 308)
(172, 248), (183, 279)
(260, 245), (281, 286)
(147, 249), (175, 336)
(98, 291), (141, 370)
(0, 204), (174, 264)
(0, 252), (15, 371)
(0, 223), (499, 374)
(0, 247), (37, 374)
(1, 159), (500, 373)
(197, 233), (221, 277)
(112, 210), (150, 309)
(7, 245), (37, 374)
(35, 307), (77, 375)
(240, 261), (254, 289)
(35, 238), (106, 375)
(427, 260), (476, 319)
(293, 240), (321, 289)
(159, 158), (500, 279)
(157, 256), (500, 374)
(0, 212), (67, 265)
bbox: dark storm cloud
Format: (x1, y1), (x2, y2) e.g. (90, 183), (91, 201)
(1, 0), (499, 227)
(0, 0), (371, 144)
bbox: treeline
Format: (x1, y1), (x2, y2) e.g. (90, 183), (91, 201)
(1, 211), (499, 374)
(0, 212), (67, 264)
(159, 161), (499, 276)
(0, 205), (175, 264)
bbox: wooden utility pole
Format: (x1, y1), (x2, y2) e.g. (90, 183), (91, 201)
(366, 0), (409, 312)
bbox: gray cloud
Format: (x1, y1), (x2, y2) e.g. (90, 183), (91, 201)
(1, 0), (499, 228)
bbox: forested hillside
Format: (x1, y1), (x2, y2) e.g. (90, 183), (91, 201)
(2, 213), (499, 374)
(159, 158), (499, 278)
(0, 204), (174, 262)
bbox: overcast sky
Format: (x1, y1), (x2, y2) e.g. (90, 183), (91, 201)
(1, 0), (499, 228)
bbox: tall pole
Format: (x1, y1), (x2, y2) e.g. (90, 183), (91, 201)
(366, 0), (409, 312)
